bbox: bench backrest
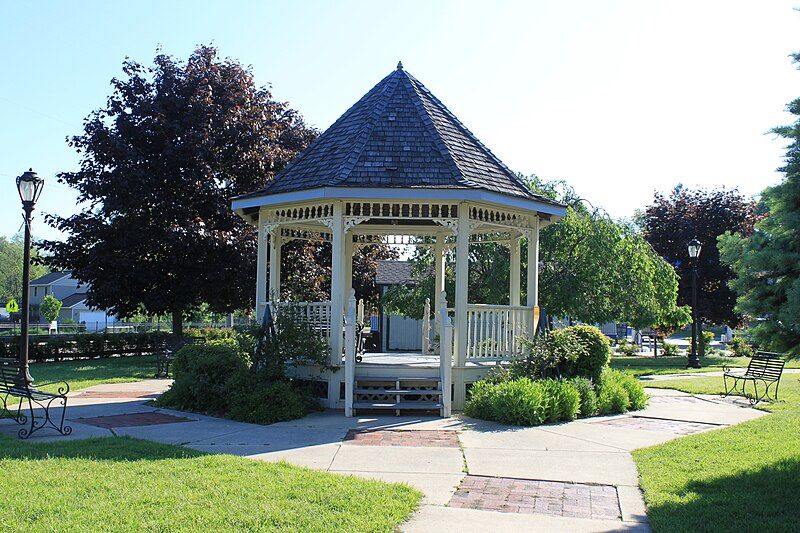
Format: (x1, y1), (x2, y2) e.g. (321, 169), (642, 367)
(0, 357), (21, 389)
(746, 353), (786, 380)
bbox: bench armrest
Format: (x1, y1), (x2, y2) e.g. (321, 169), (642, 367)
(34, 380), (71, 395)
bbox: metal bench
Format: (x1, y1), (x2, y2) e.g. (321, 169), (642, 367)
(154, 337), (204, 378)
(0, 357), (72, 439)
(723, 352), (786, 405)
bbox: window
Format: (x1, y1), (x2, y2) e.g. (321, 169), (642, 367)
(34, 287), (38, 297)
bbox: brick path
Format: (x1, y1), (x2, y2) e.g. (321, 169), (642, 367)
(591, 415), (721, 435)
(76, 411), (194, 428)
(449, 475), (621, 520)
(343, 429), (460, 447)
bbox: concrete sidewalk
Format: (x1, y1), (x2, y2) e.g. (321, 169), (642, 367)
(0, 379), (767, 533)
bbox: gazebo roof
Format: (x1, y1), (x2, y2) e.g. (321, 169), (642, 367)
(237, 63), (556, 206)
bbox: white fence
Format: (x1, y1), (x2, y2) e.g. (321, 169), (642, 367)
(465, 304), (534, 361)
(266, 301), (333, 337)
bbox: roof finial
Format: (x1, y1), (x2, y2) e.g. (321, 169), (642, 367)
(396, 60), (404, 71)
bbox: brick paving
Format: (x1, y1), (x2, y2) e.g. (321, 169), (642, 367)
(448, 475), (621, 520)
(591, 415), (721, 435)
(76, 411), (194, 428)
(343, 429), (459, 447)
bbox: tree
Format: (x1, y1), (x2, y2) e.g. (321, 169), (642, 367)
(40, 46), (317, 335)
(0, 235), (49, 302)
(640, 186), (757, 328)
(718, 52), (800, 354)
(385, 175), (686, 333)
(40, 294), (63, 323)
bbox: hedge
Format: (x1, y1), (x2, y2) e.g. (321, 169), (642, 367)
(0, 332), (171, 362)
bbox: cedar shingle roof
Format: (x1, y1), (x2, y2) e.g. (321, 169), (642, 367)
(241, 63), (550, 202)
(375, 260), (415, 286)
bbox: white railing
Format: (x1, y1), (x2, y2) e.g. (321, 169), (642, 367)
(259, 300), (333, 338)
(466, 304), (534, 360)
(422, 298), (432, 354)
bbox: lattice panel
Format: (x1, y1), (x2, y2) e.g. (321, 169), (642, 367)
(262, 203), (335, 224)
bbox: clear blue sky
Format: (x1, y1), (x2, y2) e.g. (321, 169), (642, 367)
(1, 1), (798, 241)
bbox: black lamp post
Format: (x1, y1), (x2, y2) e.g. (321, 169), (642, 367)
(16, 169), (44, 387)
(687, 238), (702, 369)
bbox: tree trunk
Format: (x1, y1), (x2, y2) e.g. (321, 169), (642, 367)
(172, 309), (183, 337)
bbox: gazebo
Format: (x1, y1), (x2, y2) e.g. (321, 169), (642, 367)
(233, 63), (566, 416)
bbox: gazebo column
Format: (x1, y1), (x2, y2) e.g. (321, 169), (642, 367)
(344, 232), (354, 301)
(509, 234), (521, 306)
(526, 216), (540, 309)
(255, 215), (268, 317)
(433, 232), (445, 342)
(328, 203), (346, 408)
(268, 229), (282, 301)
(453, 204), (470, 410)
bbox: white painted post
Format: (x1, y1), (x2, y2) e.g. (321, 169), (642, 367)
(433, 231), (445, 342)
(422, 298), (431, 354)
(344, 289), (356, 417)
(526, 217), (540, 308)
(527, 218), (541, 337)
(453, 203), (470, 409)
(328, 202), (345, 408)
(440, 291), (453, 417)
(255, 214), (267, 315)
(268, 229), (282, 302)
(344, 231), (354, 299)
(510, 235), (521, 306)
(357, 298), (365, 326)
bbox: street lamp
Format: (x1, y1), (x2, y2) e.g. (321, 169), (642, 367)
(16, 169), (44, 387)
(687, 238), (702, 369)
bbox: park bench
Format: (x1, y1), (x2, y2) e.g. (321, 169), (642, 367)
(0, 357), (72, 439)
(723, 352), (786, 405)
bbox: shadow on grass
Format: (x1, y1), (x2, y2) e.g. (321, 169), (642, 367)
(646, 458), (800, 533)
(0, 435), (205, 462)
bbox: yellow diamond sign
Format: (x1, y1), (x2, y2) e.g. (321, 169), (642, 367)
(6, 299), (19, 313)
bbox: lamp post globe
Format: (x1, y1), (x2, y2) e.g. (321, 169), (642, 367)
(15, 168), (44, 387)
(687, 238), (702, 369)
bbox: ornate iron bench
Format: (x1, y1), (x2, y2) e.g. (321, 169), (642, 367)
(723, 352), (786, 405)
(0, 357), (72, 439)
(154, 336), (205, 378)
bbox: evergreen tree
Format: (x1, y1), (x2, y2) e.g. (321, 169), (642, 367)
(719, 52), (800, 353)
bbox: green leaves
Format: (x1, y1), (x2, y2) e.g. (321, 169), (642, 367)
(40, 294), (63, 323)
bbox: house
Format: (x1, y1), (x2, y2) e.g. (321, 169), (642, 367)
(375, 259), (433, 352)
(232, 63), (567, 415)
(28, 271), (116, 329)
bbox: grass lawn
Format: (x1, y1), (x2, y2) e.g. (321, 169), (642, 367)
(633, 375), (800, 532)
(0, 435), (421, 532)
(6, 356), (159, 401)
(611, 354), (799, 377)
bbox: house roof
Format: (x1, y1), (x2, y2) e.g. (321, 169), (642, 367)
(376, 260), (415, 286)
(30, 271), (72, 286)
(60, 292), (87, 308)
(238, 63), (555, 204)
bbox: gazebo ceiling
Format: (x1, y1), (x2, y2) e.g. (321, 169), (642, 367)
(233, 62), (565, 223)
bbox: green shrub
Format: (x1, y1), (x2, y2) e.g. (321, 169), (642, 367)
(728, 335), (754, 358)
(515, 329), (584, 380)
(226, 370), (317, 424)
(660, 342), (681, 357)
(465, 378), (580, 426)
(571, 377), (598, 417)
(252, 306), (331, 380)
(568, 325), (611, 384)
(483, 366), (513, 384)
(616, 338), (639, 356)
(159, 340), (249, 414)
(597, 369), (649, 414)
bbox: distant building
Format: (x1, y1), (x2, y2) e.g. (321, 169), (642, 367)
(29, 271), (116, 329)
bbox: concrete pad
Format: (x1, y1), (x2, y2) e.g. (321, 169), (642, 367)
(636, 400), (766, 426)
(338, 472), (465, 505)
(617, 485), (648, 524)
(464, 448), (639, 486)
(403, 505), (650, 533)
(642, 387), (693, 396)
(114, 416), (254, 445)
(0, 418), (113, 441)
(330, 444), (464, 474)
(459, 425), (620, 452)
(189, 425), (347, 450)
(245, 443), (341, 470)
(542, 420), (676, 451)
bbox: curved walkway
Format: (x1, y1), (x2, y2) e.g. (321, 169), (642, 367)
(0, 378), (767, 532)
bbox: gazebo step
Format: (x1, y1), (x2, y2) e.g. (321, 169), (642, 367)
(353, 401), (443, 410)
(355, 388), (442, 395)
